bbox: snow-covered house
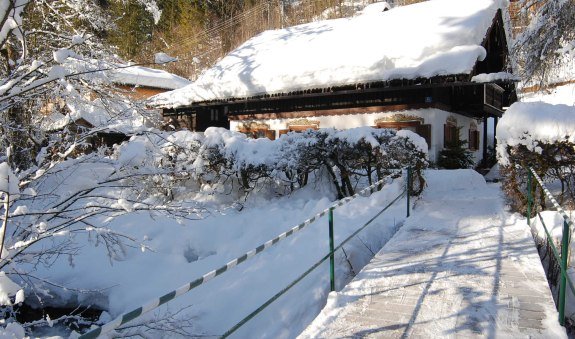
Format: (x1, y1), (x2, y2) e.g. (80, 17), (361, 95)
(108, 64), (191, 100)
(151, 0), (517, 164)
(40, 64), (191, 148)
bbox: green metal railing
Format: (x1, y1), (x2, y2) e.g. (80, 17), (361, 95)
(80, 168), (413, 338)
(527, 167), (575, 326)
(222, 168), (411, 337)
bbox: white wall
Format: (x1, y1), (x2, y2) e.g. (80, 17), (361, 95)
(230, 108), (486, 164)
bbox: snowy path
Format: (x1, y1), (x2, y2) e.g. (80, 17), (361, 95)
(300, 170), (566, 338)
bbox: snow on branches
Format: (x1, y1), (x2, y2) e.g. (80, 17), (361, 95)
(118, 127), (429, 200)
(497, 101), (575, 214)
(513, 0), (575, 85)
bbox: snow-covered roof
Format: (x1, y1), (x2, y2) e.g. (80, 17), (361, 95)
(151, 0), (506, 108)
(40, 98), (154, 134)
(109, 65), (191, 90)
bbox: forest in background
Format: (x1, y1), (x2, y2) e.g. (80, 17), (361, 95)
(105, 0), (421, 79)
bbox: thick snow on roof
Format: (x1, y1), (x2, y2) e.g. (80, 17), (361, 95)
(109, 65), (191, 90)
(471, 72), (520, 83)
(40, 98), (154, 134)
(152, 0), (505, 108)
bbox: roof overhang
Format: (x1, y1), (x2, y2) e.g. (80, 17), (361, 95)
(163, 79), (511, 119)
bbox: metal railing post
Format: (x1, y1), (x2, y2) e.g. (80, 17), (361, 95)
(527, 169), (532, 226)
(559, 219), (569, 325)
(329, 207), (335, 292)
(407, 167), (412, 218)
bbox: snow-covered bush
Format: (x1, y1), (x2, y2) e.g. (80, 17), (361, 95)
(182, 127), (429, 198)
(111, 127), (428, 200)
(497, 102), (575, 213)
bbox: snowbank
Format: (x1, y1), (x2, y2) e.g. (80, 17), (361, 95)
(521, 82), (575, 106)
(151, 0), (504, 108)
(21, 175), (408, 338)
(359, 2), (391, 15)
(496, 102), (575, 165)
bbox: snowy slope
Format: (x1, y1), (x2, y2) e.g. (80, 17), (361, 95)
(151, 0), (505, 108)
(20, 173), (408, 338)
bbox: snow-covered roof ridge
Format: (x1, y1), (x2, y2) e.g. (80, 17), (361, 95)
(151, 0), (507, 109)
(109, 64), (191, 90)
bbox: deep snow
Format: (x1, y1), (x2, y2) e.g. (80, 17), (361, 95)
(151, 0), (505, 108)
(17, 170), (409, 338)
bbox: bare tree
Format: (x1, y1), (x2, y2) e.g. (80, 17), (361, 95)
(513, 0), (575, 85)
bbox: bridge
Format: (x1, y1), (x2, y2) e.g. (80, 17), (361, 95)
(300, 170), (566, 338)
(82, 169), (568, 338)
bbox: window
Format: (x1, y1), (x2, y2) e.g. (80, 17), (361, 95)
(237, 122), (275, 140)
(210, 109), (218, 121)
(444, 124), (458, 147)
(285, 119), (320, 134)
(468, 123), (480, 151)
(376, 120), (431, 150)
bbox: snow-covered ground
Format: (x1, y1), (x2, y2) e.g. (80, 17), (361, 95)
(520, 82), (575, 106)
(16, 169), (408, 338)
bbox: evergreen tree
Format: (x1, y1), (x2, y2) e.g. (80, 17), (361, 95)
(437, 127), (474, 169)
(107, 0), (156, 60)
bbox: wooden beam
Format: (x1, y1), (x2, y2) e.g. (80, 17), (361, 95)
(228, 103), (446, 121)
(483, 115), (488, 162)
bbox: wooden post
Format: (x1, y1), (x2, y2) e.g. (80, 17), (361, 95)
(493, 116), (498, 149)
(483, 115), (488, 164)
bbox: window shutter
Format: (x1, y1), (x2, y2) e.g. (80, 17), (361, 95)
(474, 131), (480, 150)
(265, 130), (276, 140)
(468, 130), (479, 151)
(444, 124), (450, 147)
(416, 124), (431, 149)
(278, 129), (289, 137)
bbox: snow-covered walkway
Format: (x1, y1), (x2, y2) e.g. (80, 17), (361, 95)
(300, 170), (566, 338)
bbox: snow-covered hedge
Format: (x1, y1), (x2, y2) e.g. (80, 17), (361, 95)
(118, 127), (429, 199)
(497, 102), (575, 213)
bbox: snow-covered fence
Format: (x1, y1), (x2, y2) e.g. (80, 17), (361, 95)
(222, 178), (409, 338)
(79, 170), (410, 339)
(527, 167), (575, 326)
